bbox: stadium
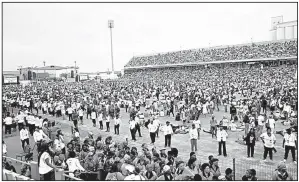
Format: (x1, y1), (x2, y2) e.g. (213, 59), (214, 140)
(2, 4), (298, 182)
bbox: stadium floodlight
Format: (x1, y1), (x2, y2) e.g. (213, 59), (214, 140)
(108, 20), (114, 73)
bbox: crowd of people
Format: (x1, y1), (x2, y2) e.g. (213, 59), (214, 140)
(125, 40), (297, 67)
(2, 44), (298, 180)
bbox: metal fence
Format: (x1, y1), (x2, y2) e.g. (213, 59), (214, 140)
(195, 154), (297, 181)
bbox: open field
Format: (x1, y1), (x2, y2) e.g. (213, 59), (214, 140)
(4, 95), (297, 180)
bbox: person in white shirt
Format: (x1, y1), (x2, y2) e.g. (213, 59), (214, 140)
(106, 115), (111, 132)
(266, 115), (276, 133)
(257, 114), (265, 141)
(283, 129), (297, 163)
(193, 118), (201, 140)
(164, 121), (173, 148)
(35, 116), (43, 129)
(189, 124), (198, 152)
(153, 117), (160, 138)
(66, 151), (85, 177)
(38, 141), (57, 180)
(4, 113), (13, 135)
(129, 118), (137, 141)
(91, 109), (97, 127)
(78, 108), (84, 125)
(20, 126), (30, 151)
(260, 128), (276, 162)
(27, 113), (36, 136)
(148, 120), (158, 144)
(135, 116), (142, 137)
(33, 127), (48, 152)
(114, 115), (121, 135)
(98, 111), (103, 130)
(67, 107), (73, 121)
(221, 116), (229, 131)
(3, 140), (7, 156)
(217, 126), (228, 157)
(16, 112), (25, 131)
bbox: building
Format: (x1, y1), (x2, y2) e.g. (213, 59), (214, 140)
(270, 16), (297, 41)
(3, 71), (20, 84)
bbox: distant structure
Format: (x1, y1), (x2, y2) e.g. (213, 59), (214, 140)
(270, 16), (297, 41)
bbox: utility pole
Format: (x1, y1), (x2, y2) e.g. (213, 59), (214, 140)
(108, 20), (114, 74)
(43, 61), (46, 73)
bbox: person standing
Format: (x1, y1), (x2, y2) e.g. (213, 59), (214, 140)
(114, 115), (121, 135)
(72, 110), (79, 128)
(153, 116), (160, 138)
(210, 116), (217, 138)
(4, 112), (13, 135)
(230, 104), (237, 121)
(243, 111), (250, 136)
(129, 118), (137, 141)
(256, 113), (265, 141)
(67, 106), (73, 121)
(189, 124), (198, 152)
(266, 115), (276, 134)
(217, 126), (228, 157)
(38, 141), (57, 181)
(135, 116), (142, 137)
(20, 126), (30, 151)
(91, 109), (97, 127)
(193, 117), (201, 140)
(243, 128), (256, 158)
(78, 108), (84, 125)
(105, 115), (111, 132)
(164, 121), (173, 148)
(283, 128), (297, 163)
(98, 111), (103, 130)
(260, 128), (276, 162)
(148, 120), (158, 144)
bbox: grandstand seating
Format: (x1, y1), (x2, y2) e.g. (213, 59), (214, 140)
(125, 39), (297, 67)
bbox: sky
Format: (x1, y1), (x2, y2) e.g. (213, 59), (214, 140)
(3, 3), (297, 72)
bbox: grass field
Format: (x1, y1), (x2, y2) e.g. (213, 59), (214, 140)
(4, 95), (297, 180)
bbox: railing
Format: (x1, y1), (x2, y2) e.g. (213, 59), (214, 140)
(2, 156), (39, 180)
(2, 169), (33, 181)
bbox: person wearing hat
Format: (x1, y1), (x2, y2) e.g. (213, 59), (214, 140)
(164, 121), (173, 148)
(217, 125), (228, 157)
(189, 124), (198, 152)
(272, 162), (293, 180)
(282, 128), (297, 163)
(157, 165), (174, 180)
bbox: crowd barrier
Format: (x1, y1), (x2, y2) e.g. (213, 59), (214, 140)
(3, 169), (33, 181)
(3, 156), (40, 180)
(195, 155), (298, 181)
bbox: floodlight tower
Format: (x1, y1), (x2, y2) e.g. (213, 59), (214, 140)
(108, 20), (115, 74)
